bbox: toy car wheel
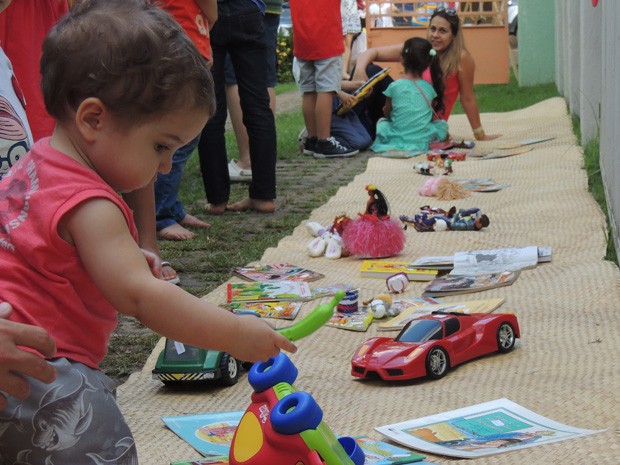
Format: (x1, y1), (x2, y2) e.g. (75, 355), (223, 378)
(218, 353), (241, 386)
(497, 322), (516, 352)
(271, 391), (323, 435)
(425, 346), (449, 379)
(338, 437), (365, 465)
(248, 353), (298, 393)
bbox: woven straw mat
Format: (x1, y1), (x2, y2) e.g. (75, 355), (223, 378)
(117, 98), (620, 464)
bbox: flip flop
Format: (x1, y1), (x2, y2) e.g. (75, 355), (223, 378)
(161, 261), (180, 285)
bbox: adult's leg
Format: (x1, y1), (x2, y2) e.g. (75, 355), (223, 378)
(198, 15), (230, 214)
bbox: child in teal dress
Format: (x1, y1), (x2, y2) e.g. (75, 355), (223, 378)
(371, 37), (449, 153)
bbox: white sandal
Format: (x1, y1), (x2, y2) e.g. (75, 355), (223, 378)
(228, 159), (252, 182)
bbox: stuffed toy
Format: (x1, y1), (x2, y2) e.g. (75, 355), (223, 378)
(363, 294), (396, 319)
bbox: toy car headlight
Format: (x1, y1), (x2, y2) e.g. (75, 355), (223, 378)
(405, 347), (425, 362)
(356, 344), (371, 357)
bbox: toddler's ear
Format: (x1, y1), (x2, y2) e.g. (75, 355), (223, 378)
(75, 97), (106, 141)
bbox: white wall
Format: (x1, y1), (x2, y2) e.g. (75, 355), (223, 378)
(556, 0), (619, 261)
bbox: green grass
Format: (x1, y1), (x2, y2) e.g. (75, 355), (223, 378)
(572, 116), (617, 263)
(452, 71), (560, 114)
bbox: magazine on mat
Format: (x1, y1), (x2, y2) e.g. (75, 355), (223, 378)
(376, 398), (605, 458)
(449, 246), (539, 276)
(422, 271), (519, 298)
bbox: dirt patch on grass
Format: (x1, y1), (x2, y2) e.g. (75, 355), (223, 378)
(103, 91), (376, 385)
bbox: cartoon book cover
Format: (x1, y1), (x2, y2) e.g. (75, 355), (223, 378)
(422, 271), (519, 298)
(226, 281), (312, 303)
(309, 284), (356, 300)
(376, 398), (605, 458)
(377, 298), (505, 331)
(162, 411), (245, 458)
(353, 436), (427, 464)
(227, 301), (302, 320)
(326, 308), (374, 332)
(232, 263), (325, 283)
(360, 261), (438, 281)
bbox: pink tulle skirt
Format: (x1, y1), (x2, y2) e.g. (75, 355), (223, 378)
(342, 215), (406, 258)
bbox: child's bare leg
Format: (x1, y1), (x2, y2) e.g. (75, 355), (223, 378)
(316, 91), (334, 140)
(302, 92), (318, 137)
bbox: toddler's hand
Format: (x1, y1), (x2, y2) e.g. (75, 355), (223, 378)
(230, 315), (297, 362)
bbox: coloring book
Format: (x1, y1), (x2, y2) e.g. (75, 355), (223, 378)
(227, 301), (302, 320)
(226, 281), (311, 303)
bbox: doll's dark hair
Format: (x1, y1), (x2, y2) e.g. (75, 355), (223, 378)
(41, 0), (214, 126)
(401, 37), (445, 114)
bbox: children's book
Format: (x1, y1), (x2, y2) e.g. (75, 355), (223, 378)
(335, 67), (392, 116)
(360, 261), (439, 281)
(164, 410), (436, 464)
(496, 136), (556, 149)
(326, 308), (374, 332)
(232, 263), (324, 283)
(226, 281), (311, 303)
(377, 298), (505, 331)
(227, 301), (302, 320)
(422, 271), (519, 298)
(353, 436), (427, 464)
(309, 284), (356, 300)
(455, 178), (509, 192)
(171, 458), (228, 465)
(450, 246), (539, 276)
(162, 411), (244, 458)
(376, 398), (605, 458)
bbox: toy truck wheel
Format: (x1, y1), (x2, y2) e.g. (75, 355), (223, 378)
(425, 346), (449, 379)
(338, 437), (365, 465)
(248, 353), (298, 393)
(218, 353), (240, 386)
(271, 391), (323, 435)
(497, 322), (516, 352)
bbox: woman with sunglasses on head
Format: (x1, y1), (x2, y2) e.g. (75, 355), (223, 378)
(353, 7), (500, 141)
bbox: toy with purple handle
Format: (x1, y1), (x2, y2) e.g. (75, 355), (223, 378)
(278, 291), (345, 341)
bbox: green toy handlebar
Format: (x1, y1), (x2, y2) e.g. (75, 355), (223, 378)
(278, 290), (345, 341)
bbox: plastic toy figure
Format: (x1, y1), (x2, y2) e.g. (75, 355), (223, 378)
(229, 353), (365, 465)
(448, 207), (489, 231)
(351, 311), (520, 381)
(341, 185), (405, 258)
(400, 206), (489, 232)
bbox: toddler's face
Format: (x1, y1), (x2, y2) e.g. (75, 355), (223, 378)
(92, 107), (210, 194)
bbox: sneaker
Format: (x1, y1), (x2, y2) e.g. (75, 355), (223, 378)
(302, 136), (318, 156)
(313, 137), (359, 158)
(228, 159), (252, 182)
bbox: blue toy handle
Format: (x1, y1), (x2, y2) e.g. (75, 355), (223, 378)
(278, 291), (345, 341)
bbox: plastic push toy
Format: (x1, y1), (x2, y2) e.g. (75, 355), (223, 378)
(229, 352), (365, 465)
(152, 291), (345, 385)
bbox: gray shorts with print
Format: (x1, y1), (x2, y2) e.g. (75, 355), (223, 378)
(0, 358), (137, 465)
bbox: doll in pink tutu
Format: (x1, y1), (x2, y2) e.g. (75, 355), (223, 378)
(342, 184), (406, 258)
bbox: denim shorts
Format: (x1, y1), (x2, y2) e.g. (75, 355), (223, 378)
(297, 55), (343, 93)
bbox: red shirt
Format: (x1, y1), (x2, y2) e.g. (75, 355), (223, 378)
(159, 0), (212, 61)
(0, 1), (69, 141)
(290, 0), (344, 60)
(423, 69), (460, 120)
(0, 139), (138, 369)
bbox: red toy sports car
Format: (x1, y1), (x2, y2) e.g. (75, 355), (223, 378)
(351, 312), (520, 381)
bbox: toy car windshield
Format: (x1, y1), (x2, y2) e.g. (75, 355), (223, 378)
(396, 319), (442, 343)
